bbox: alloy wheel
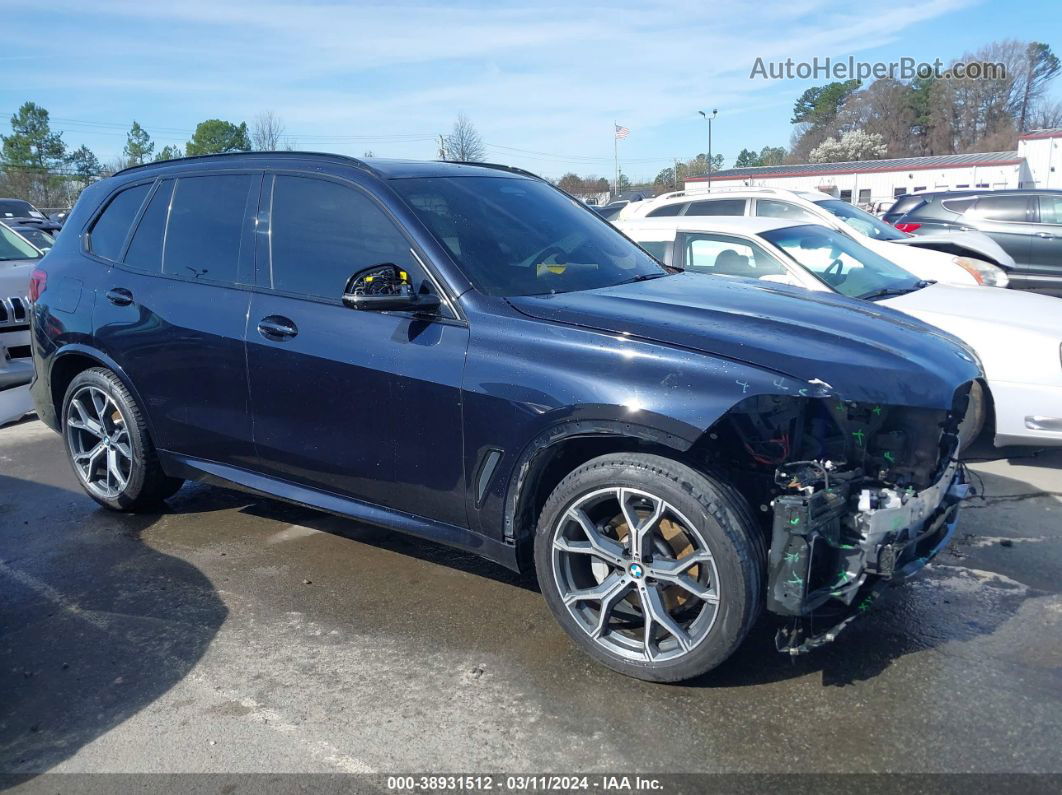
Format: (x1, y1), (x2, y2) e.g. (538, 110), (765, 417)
(66, 386), (134, 499)
(551, 487), (721, 663)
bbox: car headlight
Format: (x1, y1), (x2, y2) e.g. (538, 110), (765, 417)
(953, 256), (1009, 288)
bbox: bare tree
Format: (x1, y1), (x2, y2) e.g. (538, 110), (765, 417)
(1029, 99), (1062, 130)
(444, 113), (485, 161)
(252, 111), (286, 151)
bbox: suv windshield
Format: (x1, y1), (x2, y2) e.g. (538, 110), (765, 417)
(0, 222), (42, 260)
(391, 176), (667, 296)
(0, 199), (41, 219)
(814, 199), (905, 241)
(761, 224), (921, 300)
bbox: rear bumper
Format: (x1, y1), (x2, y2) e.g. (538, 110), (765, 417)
(769, 459), (967, 654)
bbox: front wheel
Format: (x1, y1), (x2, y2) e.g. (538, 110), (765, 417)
(534, 453), (764, 682)
(62, 367), (183, 511)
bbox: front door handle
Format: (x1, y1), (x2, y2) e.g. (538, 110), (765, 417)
(1037, 232), (1055, 239)
(105, 287), (133, 306)
(257, 315), (298, 341)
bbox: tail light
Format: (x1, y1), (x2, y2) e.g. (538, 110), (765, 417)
(29, 268), (47, 302)
(894, 222), (921, 233)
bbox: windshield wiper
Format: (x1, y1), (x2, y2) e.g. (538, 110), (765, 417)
(858, 280), (932, 301)
(616, 272), (670, 285)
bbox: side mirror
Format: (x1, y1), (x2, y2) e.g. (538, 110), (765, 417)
(342, 263), (441, 313)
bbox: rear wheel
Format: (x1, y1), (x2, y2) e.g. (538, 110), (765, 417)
(534, 453), (764, 682)
(62, 367), (183, 511)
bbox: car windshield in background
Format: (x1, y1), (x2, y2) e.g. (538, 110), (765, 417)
(391, 176), (667, 297)
(815, 199), (906, 241)
(0, 199), (41, 219)
(0, 222), (42, 260)
(13, 227), (54, 252)
(761, 224), (921, 300)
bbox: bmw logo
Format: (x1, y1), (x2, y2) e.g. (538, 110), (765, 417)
(629, 563), (644, 579)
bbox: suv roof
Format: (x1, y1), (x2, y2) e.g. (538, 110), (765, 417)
(619, 186), (836, 220)
(116, 152), (540, 181)
(617, 215), (803, 235)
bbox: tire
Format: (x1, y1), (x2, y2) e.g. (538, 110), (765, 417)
(61, 367), (183, 511)
(534, 453), (764, 682)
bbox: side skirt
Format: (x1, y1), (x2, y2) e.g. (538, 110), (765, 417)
(157, 451), (520, 571)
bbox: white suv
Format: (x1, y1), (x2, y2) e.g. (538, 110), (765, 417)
(617, 188), (1012, 287)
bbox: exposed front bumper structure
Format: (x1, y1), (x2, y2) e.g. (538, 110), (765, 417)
(766, 458), (968, 655)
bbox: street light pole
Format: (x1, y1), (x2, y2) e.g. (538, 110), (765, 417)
(698, 109), (718, 189)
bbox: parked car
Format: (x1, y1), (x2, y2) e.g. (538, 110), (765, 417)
(592, 201), (628, 221)
(0, 222), (40, 424)
(3, 222), (55, 253)
(31, 153), (981, 681)
(0, 198), (63, 233)
(889, 189), (1062, 294)
(618, 188), (1012, 287)
(618, 215), (1062, 449)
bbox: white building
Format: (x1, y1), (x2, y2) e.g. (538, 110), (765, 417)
(684, 130), (1062, 204)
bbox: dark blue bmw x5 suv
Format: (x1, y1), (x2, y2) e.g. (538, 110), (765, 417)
(29, 153), (981, 681)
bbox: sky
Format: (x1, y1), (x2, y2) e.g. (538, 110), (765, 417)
(1, 0), (1060, 182)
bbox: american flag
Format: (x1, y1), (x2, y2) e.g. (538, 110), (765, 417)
(615, 124), (630, 140)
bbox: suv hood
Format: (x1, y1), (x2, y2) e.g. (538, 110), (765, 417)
(507, 273), (980, 409)
(890, 230), (1015, 268)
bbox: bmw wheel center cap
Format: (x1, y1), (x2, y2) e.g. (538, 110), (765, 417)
(629, 563), (644, 580)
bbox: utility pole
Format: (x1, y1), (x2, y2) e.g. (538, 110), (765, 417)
(614, 122), (619, 200)
(438, 134), (447, 160)
(698, 109), (718, 189)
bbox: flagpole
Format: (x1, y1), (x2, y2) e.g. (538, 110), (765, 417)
(613, 122), (619, 200)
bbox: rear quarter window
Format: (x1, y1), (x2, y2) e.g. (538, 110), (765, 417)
(647, 203), (686, 217)
(89, 183), (152, 261)
(939, 197), (976, 214)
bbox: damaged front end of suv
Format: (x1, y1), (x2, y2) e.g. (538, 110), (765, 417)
(701, 383), (975, 655)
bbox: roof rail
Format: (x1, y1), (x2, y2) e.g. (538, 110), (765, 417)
(442, 160), (545, 180)
(114, 150), (376, 177)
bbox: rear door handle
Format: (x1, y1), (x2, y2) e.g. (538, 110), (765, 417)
(105, 287), (133, 306)
(257, 315), (298, 341)
(1037, 232), (1055, 239)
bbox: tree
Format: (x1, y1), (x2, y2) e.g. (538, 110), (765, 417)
(791, 80), (862, 126)
(653, 167), (676, 187)
(66, 145), (100, 184)
(154, 144), (183, 162)
(734, 148), (761, 168)
(759, 146), (786, 166)
(809, 130), (887, 163)
(1018, 42), (1061, 132)
(617, 173), (631, 190)
(444, 113), (485, 162)
(1, 101), (67, 205)
(557, 173), (584, 194)
(252, 111), (285, 151)
(124, 121), (154, 165)
(185, 119), (252, 155)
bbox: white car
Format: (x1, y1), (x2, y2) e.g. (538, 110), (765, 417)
(617, 215), (1062, 448)
(617, 187), (1013, 288)
(0, 223), (39, 425)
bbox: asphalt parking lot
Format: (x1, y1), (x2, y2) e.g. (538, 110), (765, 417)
(1, 418), (1061, 778)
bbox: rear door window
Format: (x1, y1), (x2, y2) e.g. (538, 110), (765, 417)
(124, 180), (174, 273)
(969, 195), (1030, 223)
(1038, 195), (1062, 225)
(89, 183), (152, 261)
(163, 174), (255, 284)
(685, 199), (746, 216)
(268, 175), (418, 300)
